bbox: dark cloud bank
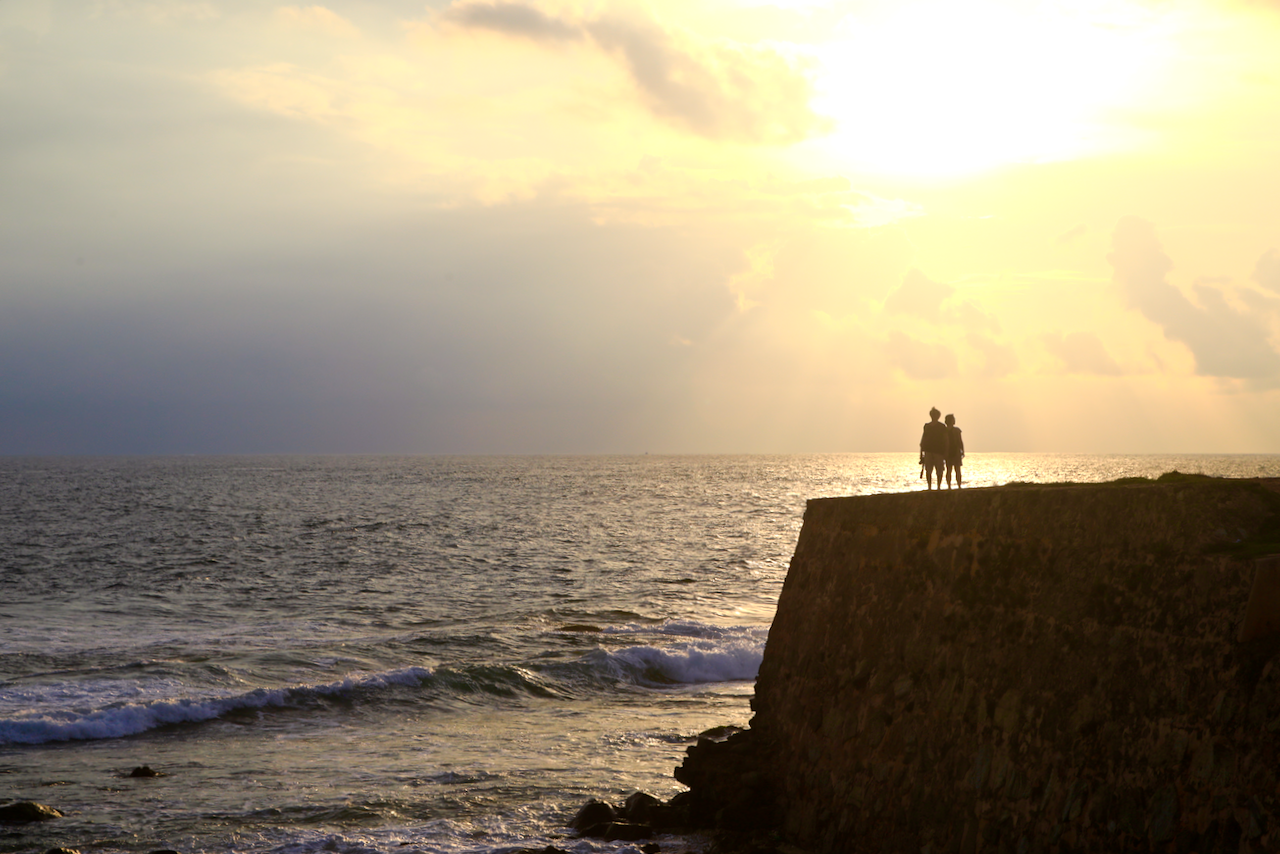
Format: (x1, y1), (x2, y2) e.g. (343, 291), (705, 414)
(0, 204), (737, 455)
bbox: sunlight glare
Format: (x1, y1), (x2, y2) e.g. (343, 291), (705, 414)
(811, 0), (1169, 177)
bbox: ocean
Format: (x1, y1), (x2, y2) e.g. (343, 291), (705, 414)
(4, 453), (1280, 854)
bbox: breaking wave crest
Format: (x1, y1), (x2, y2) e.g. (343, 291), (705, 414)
(0, 622), (763, 745)
(0, 666), (436, 745)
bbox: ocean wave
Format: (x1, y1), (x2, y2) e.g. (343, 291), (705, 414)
(580, 641), (763, 686)
(541, 620), (765, 687)
(0, 666), (435, 746)
(247, 816), (677, 854)
(0, 624), (763, 746)
(601, 618), (767, 642)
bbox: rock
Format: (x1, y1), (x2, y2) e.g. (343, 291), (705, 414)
(641, 844), (661, 854)
(696, 725), (742, 741)
(602, 821), (653, 841)
(623, 791), (661, 823)
(576, 819), (654, 841)
(129, 766), (163, 778)
(45, 848), (80, 854)
(645, 802), (689, 830)
(0, 801), (64, 823)
(569, 798), (616, 831)
(673, 728), (778, 830)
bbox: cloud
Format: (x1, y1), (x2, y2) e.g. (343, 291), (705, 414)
(586, 16), (828, 144)
(438, 1), (832, 144)
(967, 333), (1018, 378)
(1238, 287), (1280, 317)
(1194, 274), (1232, 288)
(883, 269), (998, 332)
(439, 1), (582, 42)
(1255, 248), (1280, 294)
(727, 241), (779, 312)
(1056, 224), (1087, 244)
(1043, 331), (1123, 375)
(951, 301), (1000, 334)
(0, 201), (742, 454)
(884, 331), (957, 379)
(1107, 216), (1280, 380)
(884, 268), (953, 321)
(89, 1), (219, 23)
(275, 6), (361, 39)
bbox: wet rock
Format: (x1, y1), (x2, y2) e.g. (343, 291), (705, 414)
(623, 791), (661, 823)
(571, 796), (659, 842)
(674, 728), (778, 831)
(577, 819), (649, 841)
(0, 801), (64, 823)
(645, 802), (690, 830)
(602, 821), (653, 841)
(697, 725), (743, 741)
(569, 798), (616, 831)
(574, 731), (774, 847)
(129, 766), (163, 778)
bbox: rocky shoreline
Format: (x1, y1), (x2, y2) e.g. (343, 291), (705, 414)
(566, 726), (778, 847)
(581, 476), (1280, 854)
(1, 732), (774, 854)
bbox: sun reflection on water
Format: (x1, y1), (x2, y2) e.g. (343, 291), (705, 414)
(819, 453), (1280, 498)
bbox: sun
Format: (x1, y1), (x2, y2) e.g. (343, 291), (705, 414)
(807, 0), (1171, 178)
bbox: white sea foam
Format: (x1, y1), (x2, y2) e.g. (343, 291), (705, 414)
(0, 666), (436, 745)
(0, 634), (762, 746)
(250, 814), (705, 854)
(622, 643), (763, 684)
(575, 620), (767, 685)
(603, 619), (767, 642)
(581, 635), (764, 686)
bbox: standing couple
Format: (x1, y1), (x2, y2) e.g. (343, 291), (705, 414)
(919, 407), (964, 490)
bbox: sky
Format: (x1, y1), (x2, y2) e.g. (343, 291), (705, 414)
(2, 0), (1279, 454)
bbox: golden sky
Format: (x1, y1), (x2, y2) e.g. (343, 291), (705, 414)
(1, 0), (1278, 453)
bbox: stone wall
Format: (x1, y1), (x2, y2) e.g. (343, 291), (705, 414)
(735, 477), (1280, 853)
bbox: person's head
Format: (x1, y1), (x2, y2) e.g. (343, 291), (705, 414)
(945, 413), (955, 426)
(929, 407), (941, 421)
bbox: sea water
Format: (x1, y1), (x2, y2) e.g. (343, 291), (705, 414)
(3, 454), (1279, 854)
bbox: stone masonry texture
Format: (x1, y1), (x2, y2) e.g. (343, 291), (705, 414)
(748, 477), (1280, 854)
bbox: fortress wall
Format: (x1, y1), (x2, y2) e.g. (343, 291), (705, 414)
(744, 478), (1280, 853)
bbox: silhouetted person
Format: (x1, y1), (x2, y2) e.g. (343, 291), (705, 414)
(944, 413), (964, 489)
(919, 407), (947, 490)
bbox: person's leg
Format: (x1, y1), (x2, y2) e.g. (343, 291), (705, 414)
(928, 457), (943, 489)
(956, 465), (962, 489)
